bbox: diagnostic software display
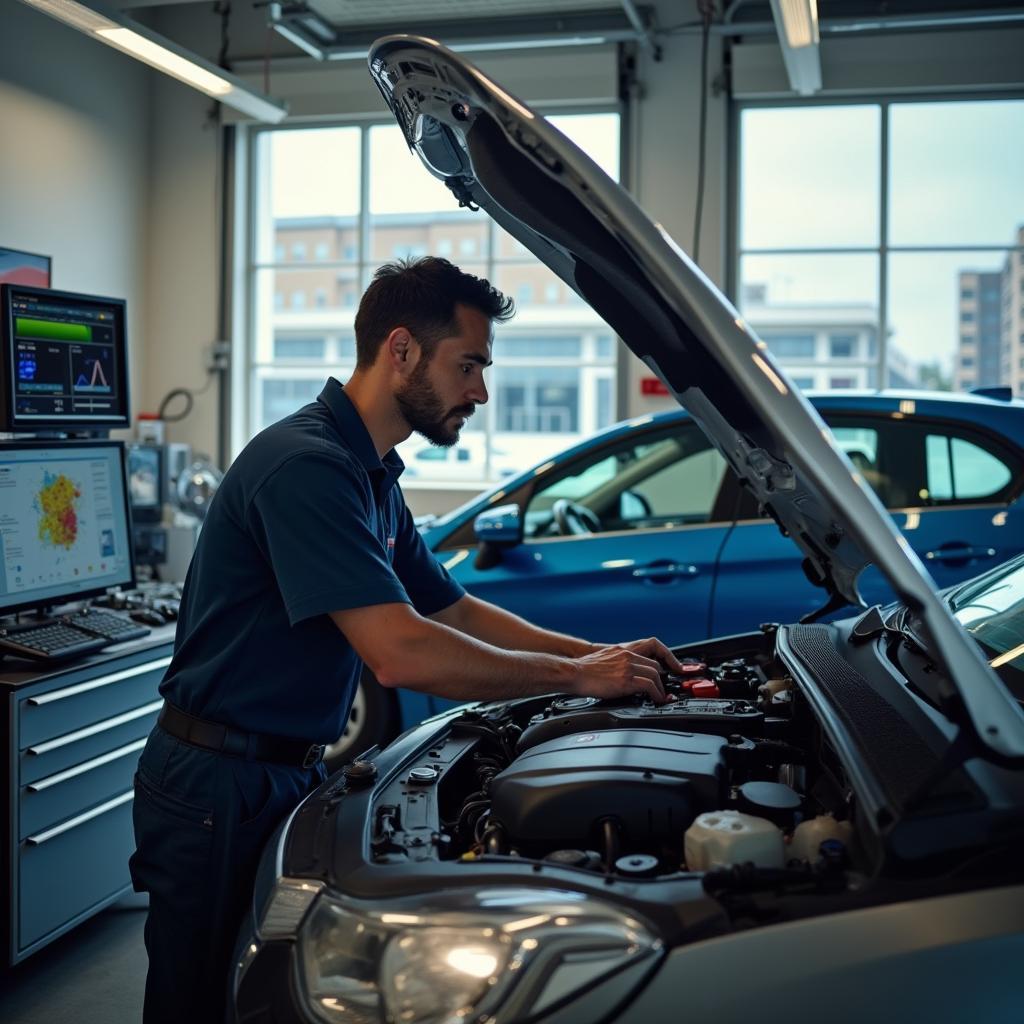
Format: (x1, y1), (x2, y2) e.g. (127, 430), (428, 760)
(0, 441), (135, 615)
(0, 284), (130, 431)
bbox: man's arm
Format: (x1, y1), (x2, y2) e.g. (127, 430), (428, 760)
(431, 593), (686, 677)
(429, 593), (594, 657)
(330, 602), (669, 704)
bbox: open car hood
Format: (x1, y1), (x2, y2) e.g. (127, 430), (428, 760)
(368, 36), (1024, 762)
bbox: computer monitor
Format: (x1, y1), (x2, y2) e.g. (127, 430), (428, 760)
(126, 443), (164, 524)
(0, 440), (136, 616)
(0, 284), (130, 432)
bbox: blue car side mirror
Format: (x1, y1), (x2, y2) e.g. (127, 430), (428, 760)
(473, 504), (524, 549)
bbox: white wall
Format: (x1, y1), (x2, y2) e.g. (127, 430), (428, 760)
(143, 74), (222, 460)
(0, 2), (153, 423)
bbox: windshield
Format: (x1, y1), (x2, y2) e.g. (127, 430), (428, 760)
(945, 555), (1024, 703)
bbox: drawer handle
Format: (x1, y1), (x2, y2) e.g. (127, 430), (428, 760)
(28, 656), (172, 706)
(27, 738), (148, 792)
(26, 790), (134, 845)
(28, 700), (163, 756)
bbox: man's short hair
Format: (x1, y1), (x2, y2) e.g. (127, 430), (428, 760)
(354, 256), (515, 369)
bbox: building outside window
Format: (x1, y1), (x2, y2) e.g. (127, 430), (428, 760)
(246, 113), (620, 482)
(830, 334), (858, 359)
(737, 100), (1024, 395)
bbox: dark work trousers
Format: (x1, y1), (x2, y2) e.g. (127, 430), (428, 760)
(129, 725), (326, 1024)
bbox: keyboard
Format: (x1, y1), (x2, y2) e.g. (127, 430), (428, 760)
(0, 622), (108, 661)
(65, 610), (152, 643)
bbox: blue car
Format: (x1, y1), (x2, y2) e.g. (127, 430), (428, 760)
(332, 387), (1024, 761)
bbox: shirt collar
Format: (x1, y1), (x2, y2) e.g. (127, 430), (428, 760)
(317, 378), (405, 493)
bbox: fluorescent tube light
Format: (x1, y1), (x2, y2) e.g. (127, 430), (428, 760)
(775, 0), (820, 48)
(96, 28), (233, 95)
(18, 0), (288, 122)
(769, 0), (822, 95)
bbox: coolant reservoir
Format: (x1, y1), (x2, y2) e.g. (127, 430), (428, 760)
(758, 678), (792, 701)
(788, 815), (854, 862)
(684, 811), (784, 870)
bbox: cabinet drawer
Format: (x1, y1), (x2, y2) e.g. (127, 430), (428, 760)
(19, 655), (171, 748)
(20, 737), (146, 839)
(20, 704), (160, 785)
(19, 791), (135, 951)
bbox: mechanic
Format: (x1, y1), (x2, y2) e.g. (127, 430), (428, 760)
(129, 257), (684, 1023)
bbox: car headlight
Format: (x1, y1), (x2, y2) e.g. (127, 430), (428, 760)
(298, 887), (662, 1024)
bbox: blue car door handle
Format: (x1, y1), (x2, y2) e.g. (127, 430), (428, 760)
(632, 562), (699, 581)
(924, 543), (997, 564)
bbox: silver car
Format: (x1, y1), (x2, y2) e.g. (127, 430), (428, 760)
(230, 37), (1024, 1024)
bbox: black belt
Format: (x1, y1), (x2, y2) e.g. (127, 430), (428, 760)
(158, 702), (325, 769)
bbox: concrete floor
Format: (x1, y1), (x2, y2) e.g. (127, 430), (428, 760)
(0, 894), (147, 1023)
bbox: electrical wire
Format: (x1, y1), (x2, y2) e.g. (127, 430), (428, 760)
(156, 371), (216, 423)
(693, 0), (717, 265)
(214, 2), (231, 69)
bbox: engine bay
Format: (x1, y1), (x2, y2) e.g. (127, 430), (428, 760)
(365, 630), (863, 889)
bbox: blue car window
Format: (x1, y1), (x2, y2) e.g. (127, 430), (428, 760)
(627, 446), (727, 521)
(926, 434), (1013, 501)
(525, 425), (728, 536)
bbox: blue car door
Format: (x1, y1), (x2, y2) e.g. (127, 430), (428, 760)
(855, 414), (1022, 597)
(711, 410), (1024, 632)
(438, 422), (734, 646)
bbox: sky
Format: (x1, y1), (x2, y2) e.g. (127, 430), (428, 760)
(268, 113), (620, 219)
(739, 100), (1024, 372)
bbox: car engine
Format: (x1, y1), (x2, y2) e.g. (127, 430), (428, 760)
(367, 633), (858, 880)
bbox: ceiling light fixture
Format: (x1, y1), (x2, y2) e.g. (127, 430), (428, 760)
(18, 0), (288, 122)
(769, 0), (822, 95)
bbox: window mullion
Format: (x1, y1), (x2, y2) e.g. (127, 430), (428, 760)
(878, 100), (890, 390)
(358, 125), (371, 320)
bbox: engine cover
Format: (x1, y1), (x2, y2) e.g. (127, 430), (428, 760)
(490, 728), (727, 847)
(518, 695), (764, 751)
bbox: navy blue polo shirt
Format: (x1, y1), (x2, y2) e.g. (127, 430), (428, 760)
(159, 378), (466, 744)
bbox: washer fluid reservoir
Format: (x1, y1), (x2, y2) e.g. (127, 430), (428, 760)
(684, 810), (784, 870)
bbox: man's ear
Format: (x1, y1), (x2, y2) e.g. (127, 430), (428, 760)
(385, 327), (415, 371)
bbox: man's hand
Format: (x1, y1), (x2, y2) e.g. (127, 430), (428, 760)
(572, 644), (673, 704)
(612, 637), (686, 677)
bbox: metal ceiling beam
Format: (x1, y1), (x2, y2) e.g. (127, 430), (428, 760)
(619, 0), (661, 60)
(685, 6), (1024, 37)
(268, 2), (658, 60)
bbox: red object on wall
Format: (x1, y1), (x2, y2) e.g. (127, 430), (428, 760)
(641, 376), (669, 396)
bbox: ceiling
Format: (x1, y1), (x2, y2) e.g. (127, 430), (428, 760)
(110, 1), (1024, 73)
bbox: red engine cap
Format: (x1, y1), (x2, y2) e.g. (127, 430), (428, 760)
(690, 680), (721, 698)
(679, 659), (707, 676)
(682, 676), (712, 690)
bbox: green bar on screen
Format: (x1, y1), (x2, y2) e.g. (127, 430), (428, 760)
(15, 317), (92, 342)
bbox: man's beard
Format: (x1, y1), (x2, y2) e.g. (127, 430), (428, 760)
(396, 359), (474, 447)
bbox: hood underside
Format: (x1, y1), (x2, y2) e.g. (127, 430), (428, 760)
(367, 35), (1024, 761)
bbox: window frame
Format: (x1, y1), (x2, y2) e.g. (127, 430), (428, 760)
(238, 104), (625, 478)
(728, 92), (1024, 389)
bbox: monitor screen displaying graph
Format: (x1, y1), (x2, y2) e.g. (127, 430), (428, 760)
(1, 284), (130, 431)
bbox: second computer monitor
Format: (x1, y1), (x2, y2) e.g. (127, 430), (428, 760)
(0, 440), (136, 616)
(0, 284), (130, 432)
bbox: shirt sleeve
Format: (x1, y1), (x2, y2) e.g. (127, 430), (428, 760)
(247, 451), (412, 626)
(390, 492), (466, 617)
